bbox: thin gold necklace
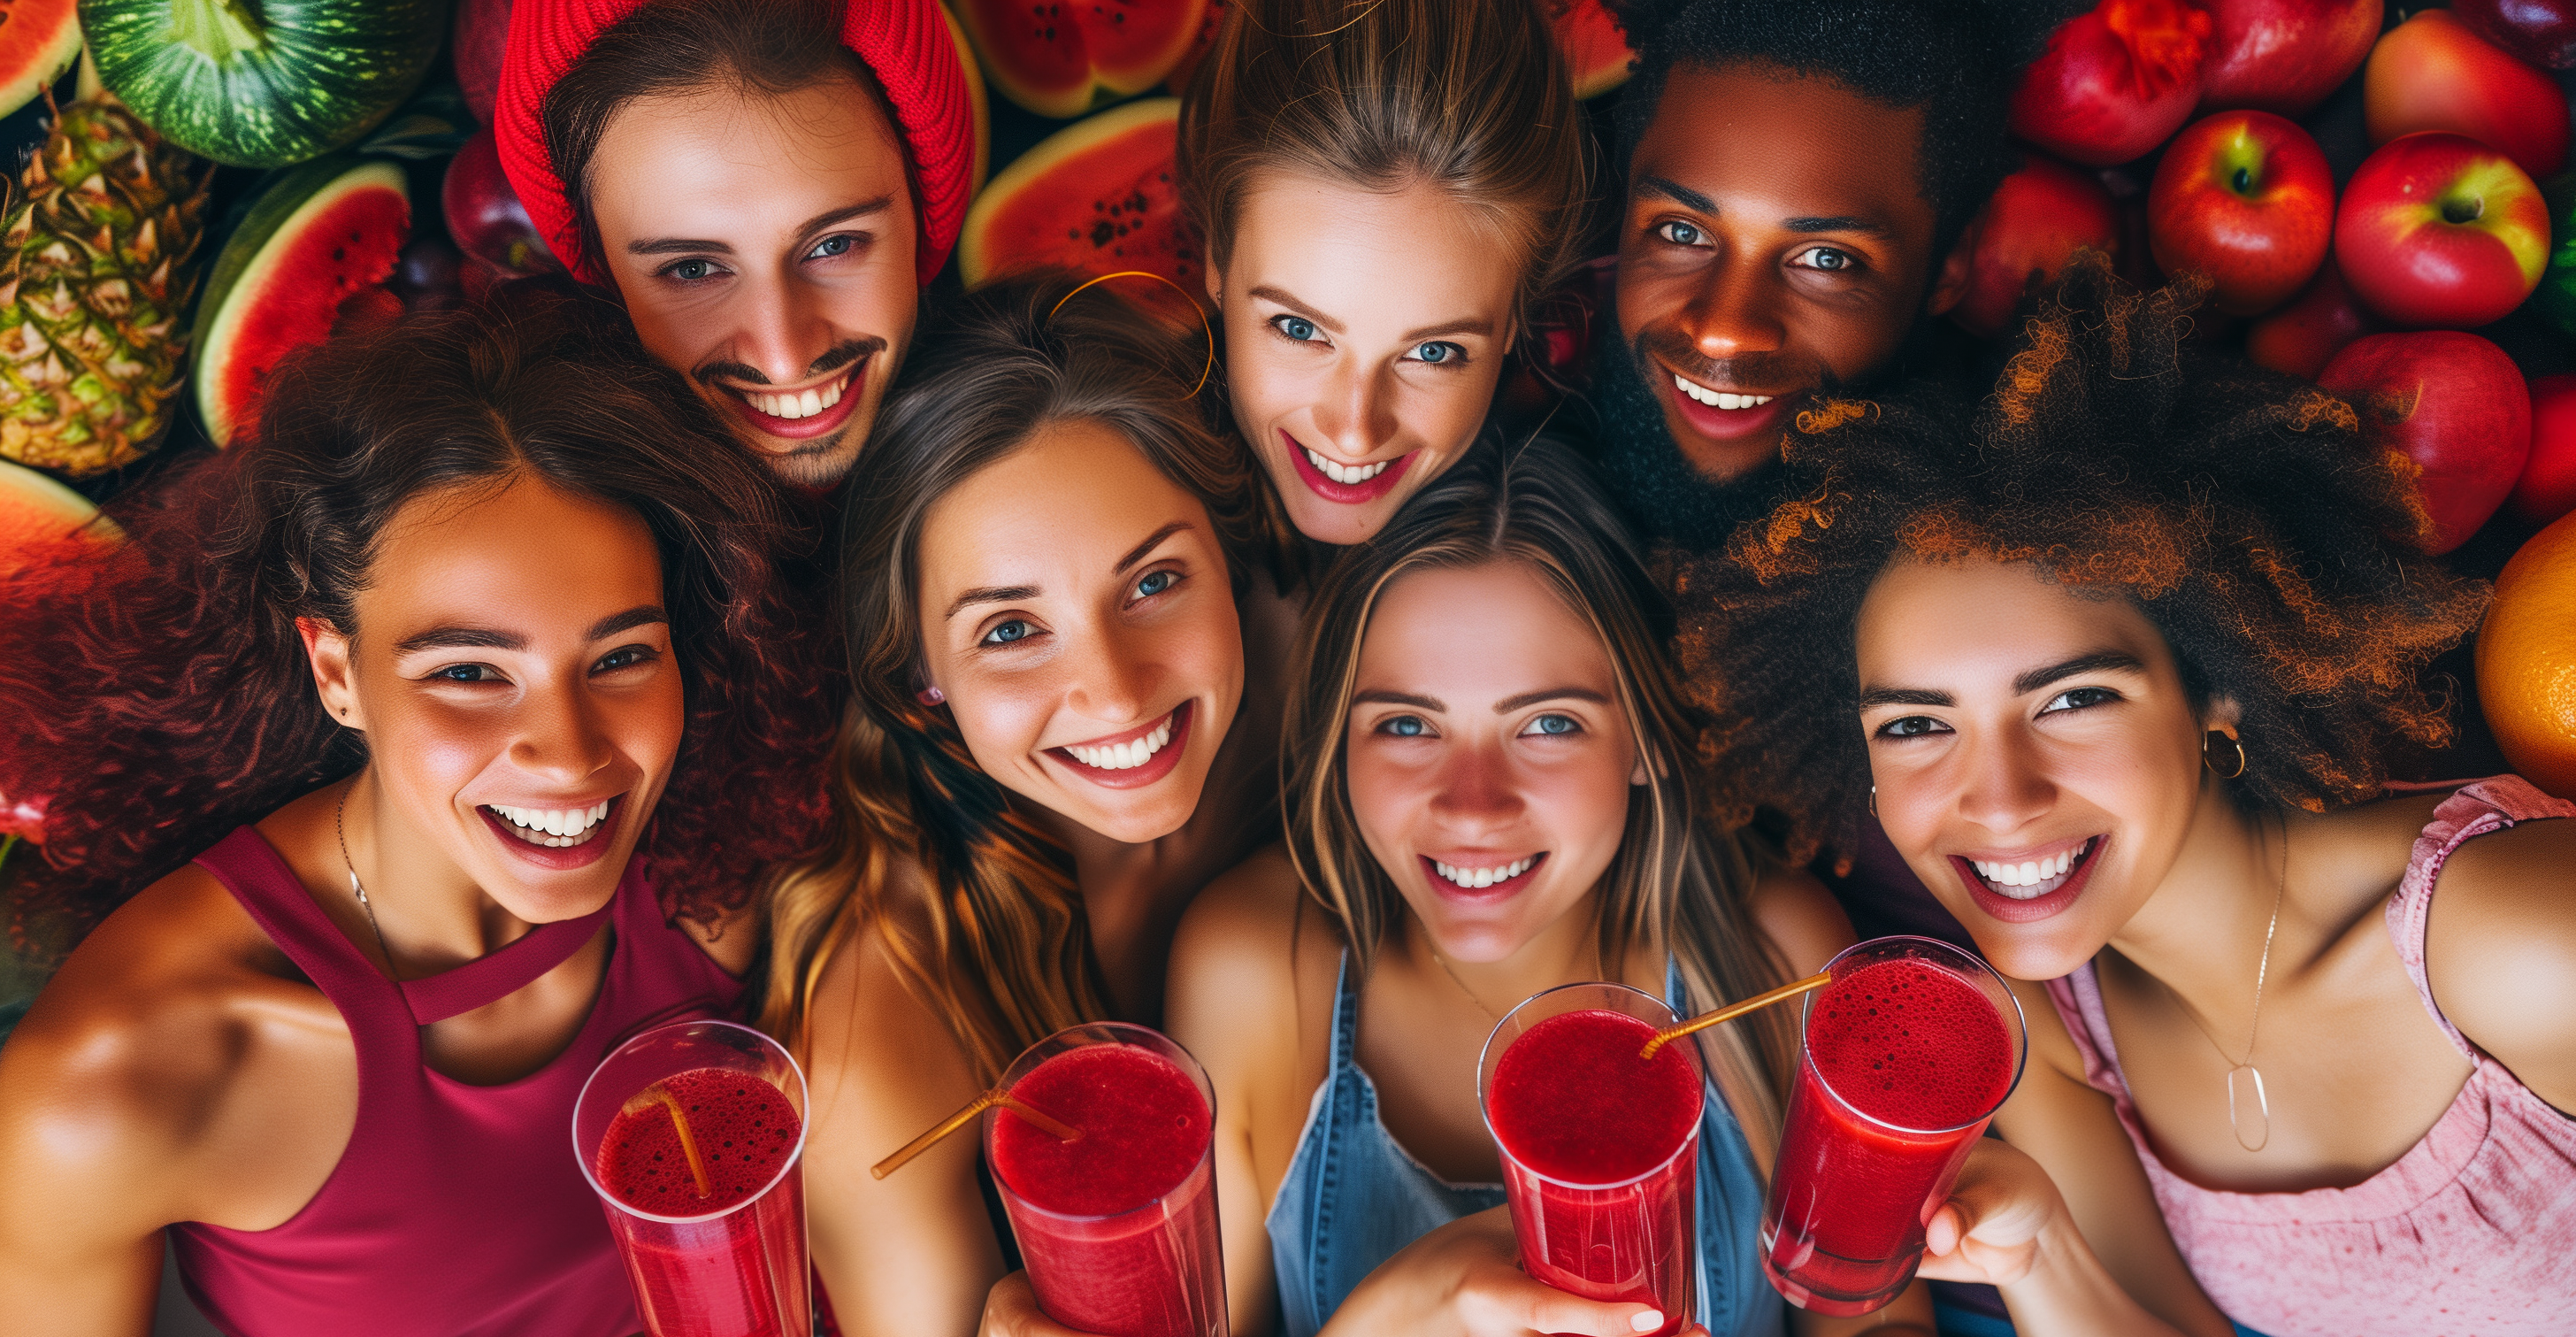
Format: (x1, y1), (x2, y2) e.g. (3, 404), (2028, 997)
(334, 784), (402, 981)
(1427, 939), (1606, 1024)
(2170, 813), (2287, 1153)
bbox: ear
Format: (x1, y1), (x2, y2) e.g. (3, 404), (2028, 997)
(299, 616), (362, 730)
(2201, 695), (2244, 737)
(1922, 214), (1982, 319)
(1203, 254), (1223, 306)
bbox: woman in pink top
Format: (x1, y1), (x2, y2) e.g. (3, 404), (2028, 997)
(1670, 257), (2575, 1337)
(0, 287), (834, 1333)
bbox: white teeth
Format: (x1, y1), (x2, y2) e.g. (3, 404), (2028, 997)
(817, 378), (842, 410)
(488, 801), (613, 848)
(1969, 839), (2094, 900)
(1673, 374), (1774, 411)
(1430, 856), (1536, 888)
(1304, 447), (1391, 486)
(797, 388), (822, 417)
(1062, 715), (1176, 771)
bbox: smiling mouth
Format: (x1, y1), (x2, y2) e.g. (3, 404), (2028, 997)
(737, 375), (847, 421)
(482, 798), (617, 849)
(1284, 431), (1414, 503)
(1966, 837), (2101, 901)
(1305, 446), (1392, 485)
(1671, 373), (1775, 411)
(1422, 851), (1545, 894)
(717, 363), (864, 436)
(1046, 700), (1197, 789)
(1061, 711), (1177, 771)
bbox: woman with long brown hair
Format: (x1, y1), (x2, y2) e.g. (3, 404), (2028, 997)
(1178, 0), (1592, 549)
(762, 273), (1295, 1333)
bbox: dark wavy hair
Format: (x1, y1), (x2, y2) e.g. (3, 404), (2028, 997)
(1284, 434), (1798, 1127)
(0, 283), (840, 961)
(762, 273), (1290, 1080)
(1669, 255), (2490, 868)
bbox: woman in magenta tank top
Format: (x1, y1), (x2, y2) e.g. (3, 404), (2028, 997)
(1673, 257), (2576, 1336)
(0, 285), (835, 1333)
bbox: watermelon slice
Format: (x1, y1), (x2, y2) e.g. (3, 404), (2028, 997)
(957, 0), (1208, 119)
(1552, 0), (1634, 100)
(960, 97), (1200, 313)
(0, 457), (114, 578)
(190, 157), (410, 448)
(943, 0), (993, 191)
(1164, 0), (1228, 95)
(0, 0), (80, 121)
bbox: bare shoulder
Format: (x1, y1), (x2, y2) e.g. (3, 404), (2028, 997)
(2420, 810), (2576, 1108)
(1744, 863), (1858, 979)
(1169, 844), (1338, 1049)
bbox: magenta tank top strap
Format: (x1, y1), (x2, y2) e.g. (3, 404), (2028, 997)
(2386, 776), (2576, 1061)
(192, 826), (410, 1034)
(399, 895), (616, 1023)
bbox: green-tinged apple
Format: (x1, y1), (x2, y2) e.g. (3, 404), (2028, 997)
(2365, 9), (2570, 181)
(2198, 0), (2380, 117)
(2149, 111), (2333, 315)
(1952, 154), (2122, 339)
(2246, 260), (2380, 379)
(2511, 373), (2576, 526)
(2319, 331), (2533, 552)
(2335, 132), (2549, 329)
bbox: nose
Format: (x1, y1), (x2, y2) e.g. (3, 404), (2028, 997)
(1675, 250), (1788, 362)
(1428, 735), (1523, 834)
(1951, 726), (2058, 839)
(731, 273), (842, 386)
(1307, 357), (1400, 463)
(506, 680), (618, 788)
(1062, 624), (1162, 728)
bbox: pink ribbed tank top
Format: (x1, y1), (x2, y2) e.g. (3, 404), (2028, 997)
(170, 826), (746, 1335)
(2046, 778), (2576, 1337)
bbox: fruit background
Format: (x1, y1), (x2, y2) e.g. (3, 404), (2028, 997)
(4, 4), (2576, 995)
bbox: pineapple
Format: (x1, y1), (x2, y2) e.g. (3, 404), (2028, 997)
(0, 94), (210, 478)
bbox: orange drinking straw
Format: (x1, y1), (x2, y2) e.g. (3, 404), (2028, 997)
(625, 1082), (714, 1200)
(1638, 971), (1835, 1060)
(871, 1088), (1082, 1181)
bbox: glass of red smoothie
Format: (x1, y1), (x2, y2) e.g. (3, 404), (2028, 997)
(573, 1019), (810, 1337)
(1477, 982), (1706, 1337)
(984, 1022), (1227, 1337)
(1761, 936), (2026, 1317)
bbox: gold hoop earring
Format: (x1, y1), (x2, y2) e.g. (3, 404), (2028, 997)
(2204, 730), (2247, 780)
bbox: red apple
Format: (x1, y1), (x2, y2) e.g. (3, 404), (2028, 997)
(2319, 331), (2533, 552)
(2245, 259), (2380, 379)
(2010, 0), (2214, 166)
(2453, 0), (2576, 69)
(1951, 154), (2123, 339)
(2334, 132), (2549, 328)
(454, 0), (514, 126)
(2147, 111), (2333, 315)
(2365, 10), (2571, 181)
(444, 126), (561, 280)
(2511, 373), (2576, 526)
(2197, 0), (2380, 116)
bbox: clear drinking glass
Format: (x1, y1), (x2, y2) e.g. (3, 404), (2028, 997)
(573, 1019), (810, 1337)
(1761, 936), (2028, 1317)
(984, 1022), (1227, 1337)
(1478, 981), (1706, 1337)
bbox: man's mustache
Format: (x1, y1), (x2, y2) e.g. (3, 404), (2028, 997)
(692, 335), (886, 388)
(1632, 325), (1837, 398)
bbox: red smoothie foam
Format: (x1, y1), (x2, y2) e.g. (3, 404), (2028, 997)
(992, 1044), (1211, 1217)
(1807, 957), (2016, 1130)
(598, 1067), (802, 1216)
(1488, 1009), (1702, 1182)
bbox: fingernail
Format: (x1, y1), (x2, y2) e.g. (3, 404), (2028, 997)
(1632, 1312), (1664, 1333)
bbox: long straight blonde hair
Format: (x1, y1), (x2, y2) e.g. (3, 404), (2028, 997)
(1282, 437), (1798, 1141)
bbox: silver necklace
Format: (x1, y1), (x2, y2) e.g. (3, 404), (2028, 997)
(2174, 815), (2287, 1153)
(334, 784), (401, 980)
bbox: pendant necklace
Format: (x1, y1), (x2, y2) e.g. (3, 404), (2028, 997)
(335, 784), (402, 981)
(2174, 814), (2287, 1152)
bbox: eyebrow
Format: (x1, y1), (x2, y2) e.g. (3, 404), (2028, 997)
(392, 604), (665, 656)
(1246, 285), (1345, 335)
(1494, 687), (1612, 714)
(625, 196), (895, 257)
(1855, 649), (2149, 711)
(1113, 521), (1191, 576)
(1354, 689), (1445, 712)
(1782, 215), (1891, 237)
(944, 584), (1039, 621)
(1636, 174), (1715, 214)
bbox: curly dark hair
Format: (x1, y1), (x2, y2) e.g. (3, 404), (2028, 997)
(1669, 255), (2490, 866)
(0, 283), (842, 962)
(1606, 0), (2043, 264)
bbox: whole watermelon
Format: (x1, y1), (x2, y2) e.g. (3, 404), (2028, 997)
(80, 0), (448, 167)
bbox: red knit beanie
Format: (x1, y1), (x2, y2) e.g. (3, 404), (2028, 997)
(495, 0), (973, 288)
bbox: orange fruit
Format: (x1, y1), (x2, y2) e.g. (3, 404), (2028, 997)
(2478, 510), (2576, 799)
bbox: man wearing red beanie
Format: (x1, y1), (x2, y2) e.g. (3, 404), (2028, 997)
(497, 0), (975, 488)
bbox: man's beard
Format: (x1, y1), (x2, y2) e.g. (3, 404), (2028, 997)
(1587, 323), (1807, 553)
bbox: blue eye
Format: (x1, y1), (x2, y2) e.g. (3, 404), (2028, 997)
(1798, 247), (1855, 272)
(1522, 713), (1579, 736)
(981, 619), (1033, 647)
(1657, 220), (1705, 247)
(1275, 315), (1321, 342)
(1380, 715), (1429, 737)
(1407, 342), (1464, 365)
(1135, 569), (1177, 598)
(666, 258), (714, 281)
(809, 234), (853, 258)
